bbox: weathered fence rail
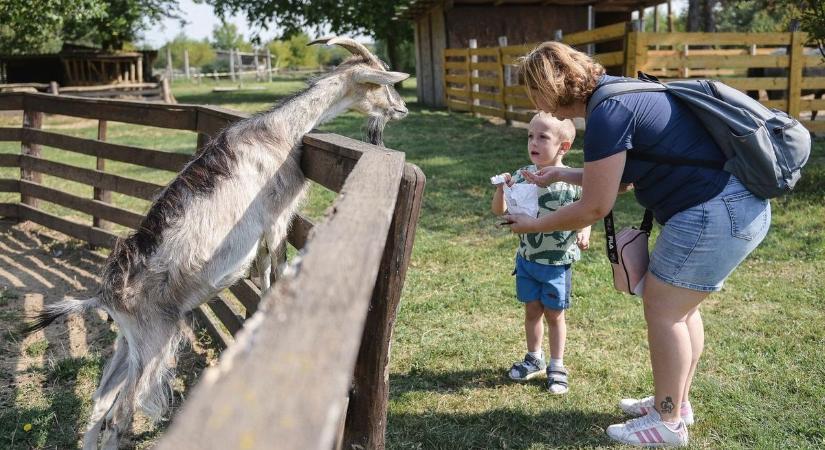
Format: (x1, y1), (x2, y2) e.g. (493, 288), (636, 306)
(0, 81), (174, 103)
(0, 92), (425, 448)
(444, 22), (825, 133)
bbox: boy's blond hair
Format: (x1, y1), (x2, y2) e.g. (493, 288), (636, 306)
(517, 41), (605, 112)
(531, 112), (576, 144)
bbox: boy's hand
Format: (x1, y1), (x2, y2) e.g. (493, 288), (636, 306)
(502, 214), (538, 233)
(576, 227), (591, 250)
(521, 167), (557, 187)
(492, 172), (512, 187)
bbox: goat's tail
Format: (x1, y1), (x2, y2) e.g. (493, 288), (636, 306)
(21, 297), (99, 335)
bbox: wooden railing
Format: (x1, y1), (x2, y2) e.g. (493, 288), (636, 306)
(0, 92), (425, 448)
(443, 22), (825, 133)
(0, 81), (174, 103)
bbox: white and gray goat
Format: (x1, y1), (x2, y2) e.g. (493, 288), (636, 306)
(23, 36), (409, 450)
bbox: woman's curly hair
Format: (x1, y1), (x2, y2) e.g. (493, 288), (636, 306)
(517, 42), (605, 113)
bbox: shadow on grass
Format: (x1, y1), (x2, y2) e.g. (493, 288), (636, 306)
(388, 408), (620, 448)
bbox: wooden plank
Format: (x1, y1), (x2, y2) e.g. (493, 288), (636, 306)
(443, 48), (468, 57)
(447, 100), (472, 111)
(799, 99), (825, 111)
(468, 47), (500, 56)
(301, 132), (370, 192)
(788, 31), (804, 118)
(502, 54), (526, 66)
(197, 106), (249, 137)
(287, 214), (314, 250)
(563, 22), (627, 46)
(469, 76), (499, 87)
(22, 128), (191, 172)
(157, 150), (405, 450)
(802, 120), (825, 133)
(501, 44), (534, 56)
(473, 104), (506, 119)
(191, 307), (229, 351)
(644, 54), (788, 69)
(93, 120), (111, 234)
(804, 55), (825, 68)
(0, 93), (24, 110)
(0, 154), (20, 167)
(57, 82), (159, 93)
(206, 295), (244, 336)
(21, 110), (42, 208)
(343, 163), (425, 450)
(0, 179), (19, 192)
(721, 77), (787, 90)
(17, 204), (118, 248)
(19, 155), (163, 200)
(0, 127), (21, 141)
(228, 278), (261, 318)
(472, 91), (502, 102)
(446, 86), (470, 96)
(594, 50), (624, 67)
(19, 180), (143, 229)
(444, 62), (467, 70)
(444, 75), (469, 84)
(468, 62), (500, 71)
(505, 85), (527, 95)
(762, 99), (787, 109)
(642, 32), (791, 46)
(22, 92), (198, 131)
(0, 203), (18, 218)
(505, 95), (535, 109)
(801, 78), (825, 89)
(625, 30), (639, 77)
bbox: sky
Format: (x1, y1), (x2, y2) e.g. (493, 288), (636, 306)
(141, 0), (688, 49)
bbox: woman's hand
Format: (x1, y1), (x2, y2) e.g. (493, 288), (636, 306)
(576, 227), (591, 250)
(521, 167), (558, 188)
(502, 214), (539, 233)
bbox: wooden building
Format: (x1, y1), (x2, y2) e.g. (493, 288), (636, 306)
(0, 44), (157, 86)
(398, 0), (669, 107)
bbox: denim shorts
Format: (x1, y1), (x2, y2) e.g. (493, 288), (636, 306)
(648, 175), (771, 292)
(514, 255), (572, 310)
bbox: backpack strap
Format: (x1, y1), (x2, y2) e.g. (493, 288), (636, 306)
(587, 73), (726, 171)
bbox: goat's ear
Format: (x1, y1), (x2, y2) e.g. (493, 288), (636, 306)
(353, 68), (410, 86)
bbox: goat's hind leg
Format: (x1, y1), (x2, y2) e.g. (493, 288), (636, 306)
(83, 335), (130, 450)
(255, 239), (272, 295)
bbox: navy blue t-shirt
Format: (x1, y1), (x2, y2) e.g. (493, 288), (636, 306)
(583, 75), (730, 223)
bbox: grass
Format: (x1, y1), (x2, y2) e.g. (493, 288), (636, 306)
(1, 77), (824, 448)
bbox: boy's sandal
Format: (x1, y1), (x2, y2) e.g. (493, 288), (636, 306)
(547, 367), (569, 394)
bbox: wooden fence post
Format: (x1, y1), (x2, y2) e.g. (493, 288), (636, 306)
(49, 81), (59, 95)
(499, 36), (512, 126)
(553, 29), (563, 42)
(788, 30), (804, 118)
(624, 20), (644, 77)
(266, 52), (273, 82)
(229, 49), (236, 82)
(184, 49), (190, 80)
(92, 120), (111, 236)
(343, 165), (425, 450)
(166, 46), (173, 81)
(469, 39), (479, 117)
(20, 108), (43, 209)
(254, 49), (261, 81)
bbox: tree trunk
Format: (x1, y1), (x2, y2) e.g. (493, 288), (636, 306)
(385, 32), (403, 89)
(703, 0), (717, 32)
(687, 0), (703, 31)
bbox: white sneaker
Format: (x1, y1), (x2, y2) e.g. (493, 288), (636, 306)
(619, 396), (695, 426)
(606, 407), (689, 447)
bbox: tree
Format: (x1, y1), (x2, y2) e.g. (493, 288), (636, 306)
(713, 1), (825, 56)
(201, 0), (413, 74)
(211, 22), (252, 51)
(156, 33), (216, 70)
(0, 0), (180, 54)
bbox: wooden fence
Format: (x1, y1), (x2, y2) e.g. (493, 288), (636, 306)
(0, 80), (174, 103)
(0, 92), (425, 449)
(444, 22), (825, 133)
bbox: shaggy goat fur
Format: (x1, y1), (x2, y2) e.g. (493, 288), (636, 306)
(23, 37), (409, 450)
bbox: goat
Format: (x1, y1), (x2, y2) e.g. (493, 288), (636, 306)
(22, 36), (409, 450)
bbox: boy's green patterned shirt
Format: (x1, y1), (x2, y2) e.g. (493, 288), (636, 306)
(511, 165), (582, 265)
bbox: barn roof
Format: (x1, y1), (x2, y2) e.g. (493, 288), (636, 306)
(396, 0), (668, 20)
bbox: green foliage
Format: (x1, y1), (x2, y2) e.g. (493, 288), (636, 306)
(374, 37), (416, 72)
(210, 21), (252, 51)
(156, 33), (216, 70)
(266, 32), (326, 69)
(0, 0), (104, 54)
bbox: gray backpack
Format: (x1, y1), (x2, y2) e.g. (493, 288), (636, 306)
(586, 73), (811, 199)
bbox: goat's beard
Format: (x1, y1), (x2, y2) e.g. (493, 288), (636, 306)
(366, 116), (386, 147)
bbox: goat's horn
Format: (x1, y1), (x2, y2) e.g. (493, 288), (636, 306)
(309, 36), (379, 64)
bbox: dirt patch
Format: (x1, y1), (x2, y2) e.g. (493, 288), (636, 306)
(0, 220), (213, 448)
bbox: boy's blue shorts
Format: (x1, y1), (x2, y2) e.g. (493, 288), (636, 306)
(514, 255), (572, 310)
